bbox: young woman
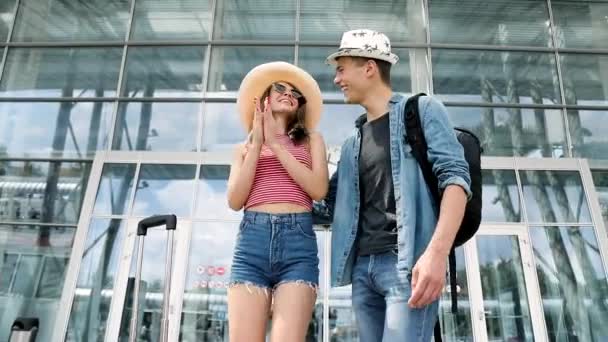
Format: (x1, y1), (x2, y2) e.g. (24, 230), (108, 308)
(226, 62), (328, 342)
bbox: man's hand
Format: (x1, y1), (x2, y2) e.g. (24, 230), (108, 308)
(408, 248), (447, 309)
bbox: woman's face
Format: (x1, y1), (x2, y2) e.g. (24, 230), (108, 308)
(268, 82), (304, 114)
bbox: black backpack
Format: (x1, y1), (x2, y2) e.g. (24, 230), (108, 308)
(403, 93), (482, 341)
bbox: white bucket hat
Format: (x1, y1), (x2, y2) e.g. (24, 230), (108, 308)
(326, 29), (399, 65)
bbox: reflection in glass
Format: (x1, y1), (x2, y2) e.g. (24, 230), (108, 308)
(530, 226), (608, 341)
(200, 102), (246, 151)
(195, 165), (239, 220)
(0, 225), (75, 342)
(66, 219), (126, 342)
(130, 0), (212, 40)
(300, 0), (416, 42)
(0, 102), (113, 158)
(113, 102), (199, 152)
(481, 170), (522, 222)
(552, 1), (608, 49)
(132, 164), (197, 217)
(206, 47), (294, 94)
(571, 109), (608, 159)
(12, 0), (130, 42)
(448, 106), (566, 158)
(477, 235), (534, 341)
(213, 0), (295, 40)
(559, 53), (608, 107)
(329, 285), (357, 341)
(591, 170), (608, 227)
(0, 48), (122, 98)
(0, 161), (87, 224)
(0, 0), (16, 42)
(119, 226), (171, 341)
(439, 247), (473, 341)
(93, 164), (136, 216)
(297, 47), (412, 94)
(180, 221), (237, 341)
(432, 49), (561, 105)
(121, 47), (206, 98)
(429, 0), (551, 47)
(520, 170), (592, 224)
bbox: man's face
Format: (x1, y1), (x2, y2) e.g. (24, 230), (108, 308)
(333, 57), (368, 104)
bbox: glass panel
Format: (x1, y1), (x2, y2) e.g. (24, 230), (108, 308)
(481, 170), (522, 222)
(429, 0), (551, 47)
(0, 161), (88, 224)
(592, 171), (608, 226)
(121, 46), (206, 98)
(0, 225), (75, 342)
(179, 221), (235, 341)
(297, 47), (412, 95)
(438, 247), (473, 342)
(118, 225), (171, 341)
(206, 46), (294, 95)
(130, 0), (212, 41)
(300, 0), (418, 43)
(520, 170), (592, 224)
(432, 49), (561, 105)
(12, 0), (130, 42)
(113, 102), (199, 152)
(317, 104), (362, 148)
(477, 235), (534, 341)
(195, 165), (240, 220)
(447, 106), (566, 158)
(559, 53), (608, 106)
(132, 164), (197, 217)
(552, 1), (608, 49)
(0, 48), (122, 98)
(213, 0), (295, 40)
(200, 102), (246, 152)
(66, 219), (125, 342)
(329, 285), (357, 341)
(93, 164), (136, 216)
(0, 102), (113, 159)
(570, 109), (608, 160)
(0, 0), (16, 42)
(530, 226), (608, 342)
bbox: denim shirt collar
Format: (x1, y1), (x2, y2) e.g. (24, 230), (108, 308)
(353, 93), (405, 129)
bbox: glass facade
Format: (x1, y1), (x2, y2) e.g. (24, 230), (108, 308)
(0, 0), (605, 341)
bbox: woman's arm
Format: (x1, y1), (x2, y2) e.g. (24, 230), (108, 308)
(226, 143), (262, 211)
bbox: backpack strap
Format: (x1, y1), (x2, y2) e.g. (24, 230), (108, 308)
(403, 93), (459, 315)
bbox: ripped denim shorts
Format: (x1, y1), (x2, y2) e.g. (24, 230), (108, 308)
(229, 211), (319, 291)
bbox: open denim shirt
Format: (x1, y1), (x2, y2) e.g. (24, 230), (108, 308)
(313, 94), (472, 286)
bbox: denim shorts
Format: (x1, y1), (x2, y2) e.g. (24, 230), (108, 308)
(230, 211), (319, 290)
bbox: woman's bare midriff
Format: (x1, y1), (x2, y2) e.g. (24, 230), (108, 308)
(246, 202), (311, 214)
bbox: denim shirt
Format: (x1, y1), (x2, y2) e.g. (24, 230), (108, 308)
(313, 94), (472, 287)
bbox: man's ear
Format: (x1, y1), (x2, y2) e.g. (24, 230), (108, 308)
(364, 59), (378, 79)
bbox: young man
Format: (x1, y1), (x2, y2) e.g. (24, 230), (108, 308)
(313, 29), (471, 341)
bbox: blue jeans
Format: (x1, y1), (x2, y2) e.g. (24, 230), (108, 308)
(230, 211), (319, 289)
(352, 251), (439, 342)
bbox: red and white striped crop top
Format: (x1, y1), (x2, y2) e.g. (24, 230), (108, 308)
(245, 134), (312, 210)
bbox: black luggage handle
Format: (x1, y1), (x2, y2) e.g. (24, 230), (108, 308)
(11, 317), (39, 331)
(137, 214), (177, 236)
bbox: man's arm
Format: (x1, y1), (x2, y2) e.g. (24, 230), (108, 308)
(312, 163), (339, 225)
(408, 96), (471, 309)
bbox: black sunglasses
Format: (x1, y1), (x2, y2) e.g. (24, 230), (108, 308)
(272, 83), (306, 103)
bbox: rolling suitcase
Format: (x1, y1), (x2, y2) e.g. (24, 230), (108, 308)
(9, 317), (38, 342)
(128, 214), (177, 342)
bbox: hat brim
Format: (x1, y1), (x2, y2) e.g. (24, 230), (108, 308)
(237, 62), (323, 133)
(326, 49), (399, 65)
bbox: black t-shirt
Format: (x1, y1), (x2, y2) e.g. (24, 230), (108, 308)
(356, 113), (397, 256)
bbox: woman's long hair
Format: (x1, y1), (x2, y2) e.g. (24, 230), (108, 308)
(259, 83), (309, 144)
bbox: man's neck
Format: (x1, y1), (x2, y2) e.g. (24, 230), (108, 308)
(361, 85), (393, 121)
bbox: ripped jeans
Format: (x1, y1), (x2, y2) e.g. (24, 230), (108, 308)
(229, 211), (319, 291)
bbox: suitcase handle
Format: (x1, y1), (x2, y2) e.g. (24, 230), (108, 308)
(137, 214), (177, 236)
